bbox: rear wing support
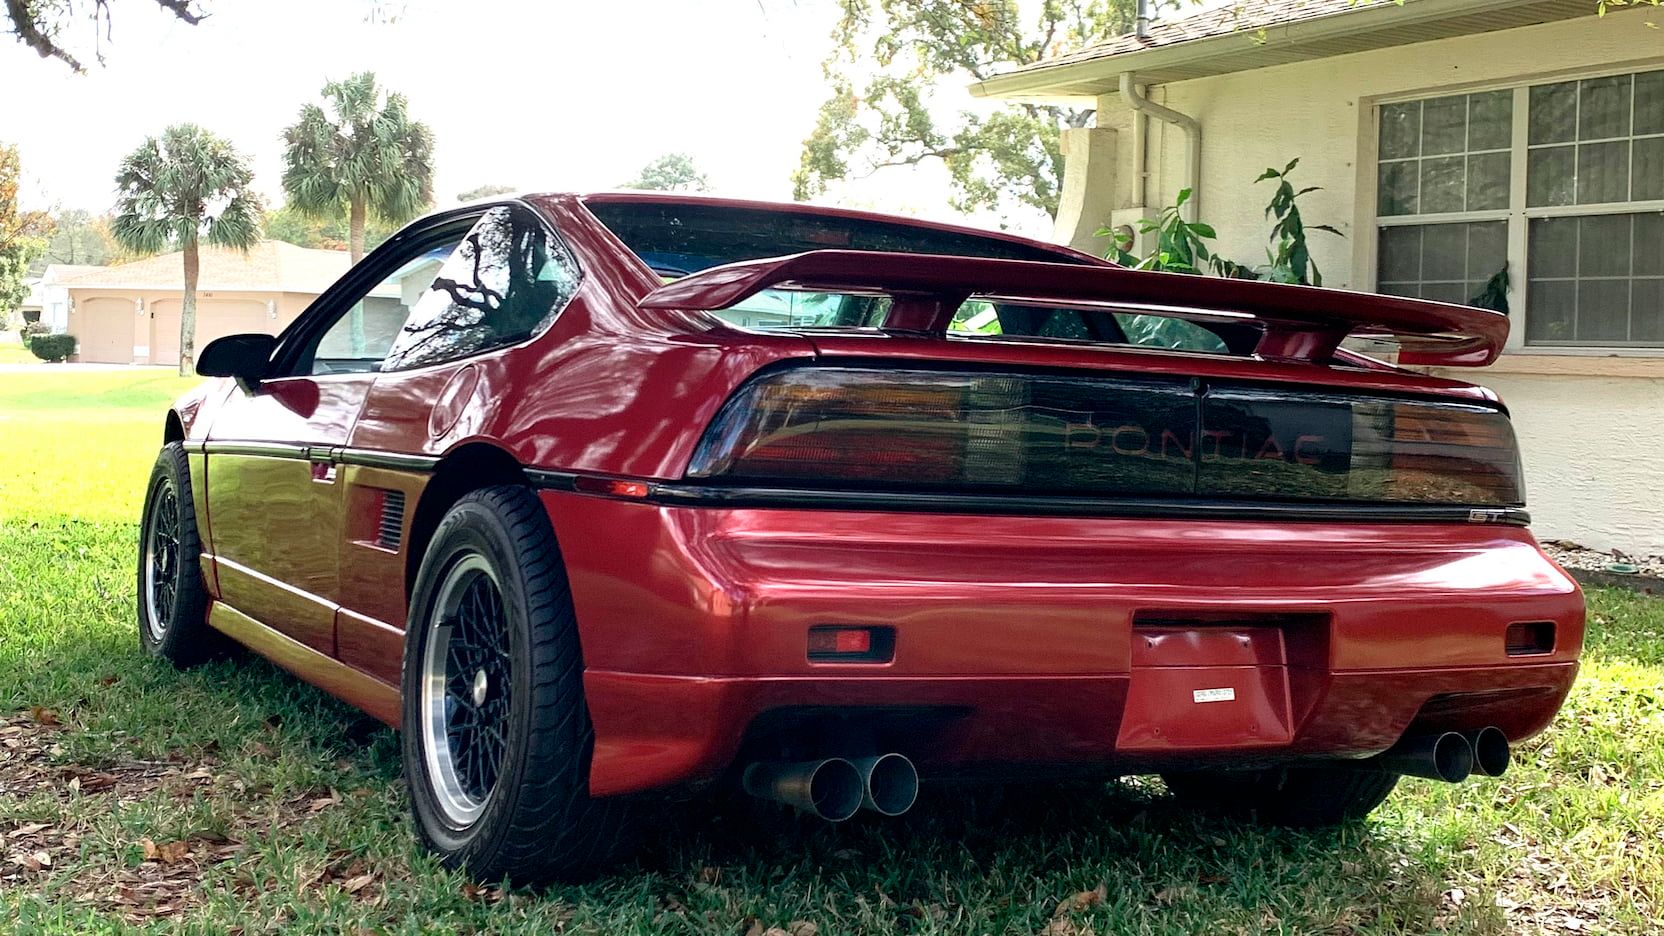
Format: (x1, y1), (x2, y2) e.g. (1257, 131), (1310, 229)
(638, 250), (1509, 367)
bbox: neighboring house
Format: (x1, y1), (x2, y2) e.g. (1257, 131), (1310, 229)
(973, 0), (1664, 554)
(30, 264), (105, 332)
(60, 241), (352, 367)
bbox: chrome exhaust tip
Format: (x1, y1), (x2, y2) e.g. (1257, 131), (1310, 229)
(853, 753), (918, 817)
(1377, 731), (1474, 783)
(742, 758), (864, 822)
(1468, 726), (1511, 777)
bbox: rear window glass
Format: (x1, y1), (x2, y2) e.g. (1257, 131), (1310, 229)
(586, 199), (1251, 354)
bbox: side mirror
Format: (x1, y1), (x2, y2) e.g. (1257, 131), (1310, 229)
(197, 333), (276, 393)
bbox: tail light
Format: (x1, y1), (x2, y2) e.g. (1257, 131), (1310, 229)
(687, 367), (1524, 508)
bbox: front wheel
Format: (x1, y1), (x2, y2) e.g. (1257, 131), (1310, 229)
(400, 485), (637, 884)
(1161, 766), (1399, 827)
(137, 443), (226, 666)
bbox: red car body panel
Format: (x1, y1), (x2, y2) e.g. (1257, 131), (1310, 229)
(167, 191), (1584, 800)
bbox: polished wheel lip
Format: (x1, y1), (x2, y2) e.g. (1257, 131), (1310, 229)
(142, 477), (181, 643)
(419, 553), (512, 828)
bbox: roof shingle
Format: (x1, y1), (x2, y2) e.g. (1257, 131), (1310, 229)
(60, 241), (352, 294)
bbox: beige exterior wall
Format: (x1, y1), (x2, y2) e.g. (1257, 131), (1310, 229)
(1073, 12), (1664, 553)
(65, 288), (319, 365)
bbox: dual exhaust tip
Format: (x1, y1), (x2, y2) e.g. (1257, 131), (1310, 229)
(743, 753), (918, 822)
(1376, 726), (1511, 783)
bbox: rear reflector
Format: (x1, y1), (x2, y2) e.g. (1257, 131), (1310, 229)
(688, 367), (1525, 508)
(1505, 621), (1555, 656)
(807, 626), (894, 663)
(573, 476), (653, 499)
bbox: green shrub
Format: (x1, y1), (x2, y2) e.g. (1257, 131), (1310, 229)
(17, 321), (49, 343)
(26, 333), (76, 363)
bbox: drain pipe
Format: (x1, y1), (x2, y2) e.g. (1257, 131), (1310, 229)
(1119, 71), (1202, 222)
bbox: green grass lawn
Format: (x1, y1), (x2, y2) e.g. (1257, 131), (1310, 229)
(1, 369), (1660, 934)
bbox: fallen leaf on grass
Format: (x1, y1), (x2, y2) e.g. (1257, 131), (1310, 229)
(739, 917), (764, 936)
(341, 872), (376, 894)
(139, 838), (190, 865)
(461, 881), (504, 903)
(697, 865), (723, 885)
(29, 707), (61, 728)
(9, 823), (51, 839)
(307, 789), (341, 813)
(786, 923), (817, 936)
(1054, 884), (1107, 916)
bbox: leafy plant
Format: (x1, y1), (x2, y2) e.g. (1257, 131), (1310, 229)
(25, 333), (75, 362)
(1099, 189), (1219, 274)
(1256, 158), (1343, 286)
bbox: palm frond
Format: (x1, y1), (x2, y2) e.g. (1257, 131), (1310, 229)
(280, 71), (435, 225)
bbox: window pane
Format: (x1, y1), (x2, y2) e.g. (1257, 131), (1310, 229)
(1468, 90), (1513, 150)
(1378, 226), (1421, 281)
(308, 242), (459, 375)
(1380, 101), (1421, 159)
(1529, 216), (1578, 279)
(1467, 152), (1510, 210)
(1420, 155), (1466, 213)
(1633, 137), (1664, 202)
(1469, 221), (1508, 278)
(1633, 279), (1664, 342)
(1577, 280), (1630, 341)
(1528, 146), (1575, 206)
(1378, 161), (1419, 215)
(1422, 223), (1466, 280)
(1526, 280), (1576, 342)
(1579, 75), (1633, 141)
(1577, 141), (1631, 204)
(1422, 95), (1468, 155)
(1636, 70), (1664, 135)
(1578, 214), (1632, 278)
(1634, 213), (1664, 276)
(1530, 82), (1577, 145)
(1420, 282), (1468, 304)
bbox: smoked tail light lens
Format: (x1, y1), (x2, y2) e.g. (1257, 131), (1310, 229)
(687, 366), (1525, 508)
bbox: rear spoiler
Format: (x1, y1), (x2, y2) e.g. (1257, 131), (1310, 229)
(638, 249), (1508, 367)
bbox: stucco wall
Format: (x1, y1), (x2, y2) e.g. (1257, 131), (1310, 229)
(1077, 11), (1664, 553)
(1481, 372), (1664, 553)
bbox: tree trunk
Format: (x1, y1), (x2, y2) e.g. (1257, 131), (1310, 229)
(348, 197), (367, 357)
(179, 238), (199, 377)
(348, 197), (367, 264)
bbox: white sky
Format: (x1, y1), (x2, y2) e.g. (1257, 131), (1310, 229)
(2, 0), (1056, 238)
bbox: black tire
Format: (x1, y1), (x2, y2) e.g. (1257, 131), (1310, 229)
(1161, 766), (1400, 827)
(137, 442), (225, 666)
(400, 485), (637, 884)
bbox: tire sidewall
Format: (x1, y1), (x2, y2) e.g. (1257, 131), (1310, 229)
(136, 443), (209, 661)
(401, 496), (538, 866)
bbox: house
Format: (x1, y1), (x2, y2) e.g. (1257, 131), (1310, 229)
(17, 277), (43, 323)
(972, 0), (1664, 554)
(60, 241), (352, 366)
(26, 264), (105, 332)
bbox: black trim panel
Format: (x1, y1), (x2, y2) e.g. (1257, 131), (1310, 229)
(621, 480), (1530, 526)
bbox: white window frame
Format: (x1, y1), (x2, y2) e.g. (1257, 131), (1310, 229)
(1364, 62), (1664, 357)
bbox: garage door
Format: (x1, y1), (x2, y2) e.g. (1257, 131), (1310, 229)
(148, 298), (270, 367)
(76, 298), (136, 363)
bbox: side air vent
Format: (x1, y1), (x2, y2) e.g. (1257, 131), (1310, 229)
(377, 490), (406, 550)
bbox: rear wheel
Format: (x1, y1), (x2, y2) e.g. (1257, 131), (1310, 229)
(401, 485), (637, 884)
(136, 443), (225, 666)
(1161, 767), (1399, 827)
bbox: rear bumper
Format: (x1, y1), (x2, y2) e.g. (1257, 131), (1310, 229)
(542, 490), (1584, 797)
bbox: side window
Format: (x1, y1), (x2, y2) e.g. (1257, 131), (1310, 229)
(381, 206), (580, 371)
(303, 242), (462, 375)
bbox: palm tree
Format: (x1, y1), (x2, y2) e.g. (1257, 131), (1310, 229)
(112, 125), (262, 376)
(281, 72), (434, 265)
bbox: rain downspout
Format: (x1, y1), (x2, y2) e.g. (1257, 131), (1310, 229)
(1119, 71), (1202, 222)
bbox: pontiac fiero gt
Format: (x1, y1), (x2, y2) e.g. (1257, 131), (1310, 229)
(137, 193), (1583, 882)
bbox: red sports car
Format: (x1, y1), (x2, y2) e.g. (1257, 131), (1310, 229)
(137, 193), (1583, 883)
